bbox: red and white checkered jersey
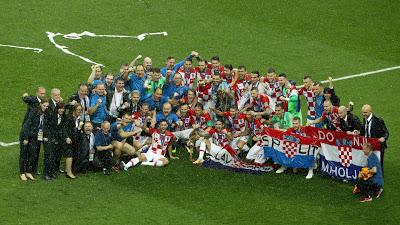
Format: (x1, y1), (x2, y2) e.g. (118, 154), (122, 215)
(196, 83), (213, 102)
(263, 78), (282, 105)
(222, 111), (248, 133)
(194, 67), (212, 82)
(176, 113), (194, 131)
(321, 106), (341, 131)
(189, 110), (212, 130)
(232, 79), (249, 103)
(149, 128), (174, 156)
(247, 118), (263, 136)
(206, 65), (225, 77)
(177, 67), (197, 89)
(298, 87), (316, 118)
(208, 128), (231, 147)
(250, 94), (271, 112)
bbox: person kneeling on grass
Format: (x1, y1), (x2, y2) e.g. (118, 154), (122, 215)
(121, 119), (178, 169)
(353, 143), (384, 202)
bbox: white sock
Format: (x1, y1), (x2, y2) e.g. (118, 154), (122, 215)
(198, 150), (205, 161)
(142, 161), (155, 166)
(197, 141), (206, 160)
(155, 160), (164, 167)
(243, 144), (250, 151)
(126, 158), (140, 168)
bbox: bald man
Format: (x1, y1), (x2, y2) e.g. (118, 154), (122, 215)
(155, 102), (178, 131)
(358, 104), (389, 172)
(338, 105), (362, 135)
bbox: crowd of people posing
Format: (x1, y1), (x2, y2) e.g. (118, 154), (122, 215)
(18, 50), (389, 199)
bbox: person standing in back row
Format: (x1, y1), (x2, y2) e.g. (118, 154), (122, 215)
(356, 104), (389, 173)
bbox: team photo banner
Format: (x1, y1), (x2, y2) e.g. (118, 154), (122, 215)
(262, 128), (320, 169)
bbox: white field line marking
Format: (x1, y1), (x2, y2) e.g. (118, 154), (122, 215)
(0, 141), (19, 147)
(46, 31), (168, 67)
(320, 65), (400, 84)
(0, 44), (43, 53)
(295, 65), (400, 88)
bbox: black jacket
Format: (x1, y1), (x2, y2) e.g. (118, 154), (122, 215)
(360, 114), (389, 148)
(339, 113), (362, 132)
(20, 109), (53, 140)
(22, 95), (40, 124)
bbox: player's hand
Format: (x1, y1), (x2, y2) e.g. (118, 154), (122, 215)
(78, 121), (84, 129)
(22, 93), (29, 98)
(136, 54), (142, 60)
(191, 51), (199, 57)
(43, 138), (48, 142)
(66, 137), (72, 144)
(378, 137), (385, 142)
(23, 140), (29, 145)
(97, 98), (102, 104)
(353, 130), (360, 135)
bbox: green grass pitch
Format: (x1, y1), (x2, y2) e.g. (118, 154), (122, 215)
(0, 0), (399, 224)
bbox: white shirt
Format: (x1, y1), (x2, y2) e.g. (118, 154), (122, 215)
(365, 113), (373, 137)
(109, 89), (124, 116)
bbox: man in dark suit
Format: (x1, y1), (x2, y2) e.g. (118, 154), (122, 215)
(21, 98), (55, 180)
(21, 87), (46, 124)
(49, 88), (62, 112)
(68, 83), (90, 122)
(20, 87), (47, 178)
(338, 105), (362, 134)
(359, 104), (389, 171)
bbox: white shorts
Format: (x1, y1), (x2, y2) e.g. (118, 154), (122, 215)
(246, 144), (266, 164)
(173, 129), (193, 141)
(143, 151), (165, 162)
(231, 136), (249, 149)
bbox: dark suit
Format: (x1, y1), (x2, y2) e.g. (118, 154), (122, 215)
(22, 95), (40, 124)
(50, 113), (69, 172)
(20, 109), (54, 176)
(360, 114), (389, 171)
(74, 132), (92, 173)
(339, 113), (362, 132)
(65, 114), (84, 172)
(19, 95), (40, 174)
(67, 93), (90, 121)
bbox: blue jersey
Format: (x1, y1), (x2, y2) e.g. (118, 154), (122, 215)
(367, 153), (384, 186)
(110, 122), (133, 142)
(315, 93), (324, 128)
(156, 112), (178, 131)
(127, 73), (146, 94)
(94, 131), (112, 149)
(142, 96), (168, 112)
(163, 82), (188, 100)
(89, 93), (107, 123)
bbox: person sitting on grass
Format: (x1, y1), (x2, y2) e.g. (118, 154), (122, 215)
(353, 143), (384, 202)
(120, 120), (178, 170)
